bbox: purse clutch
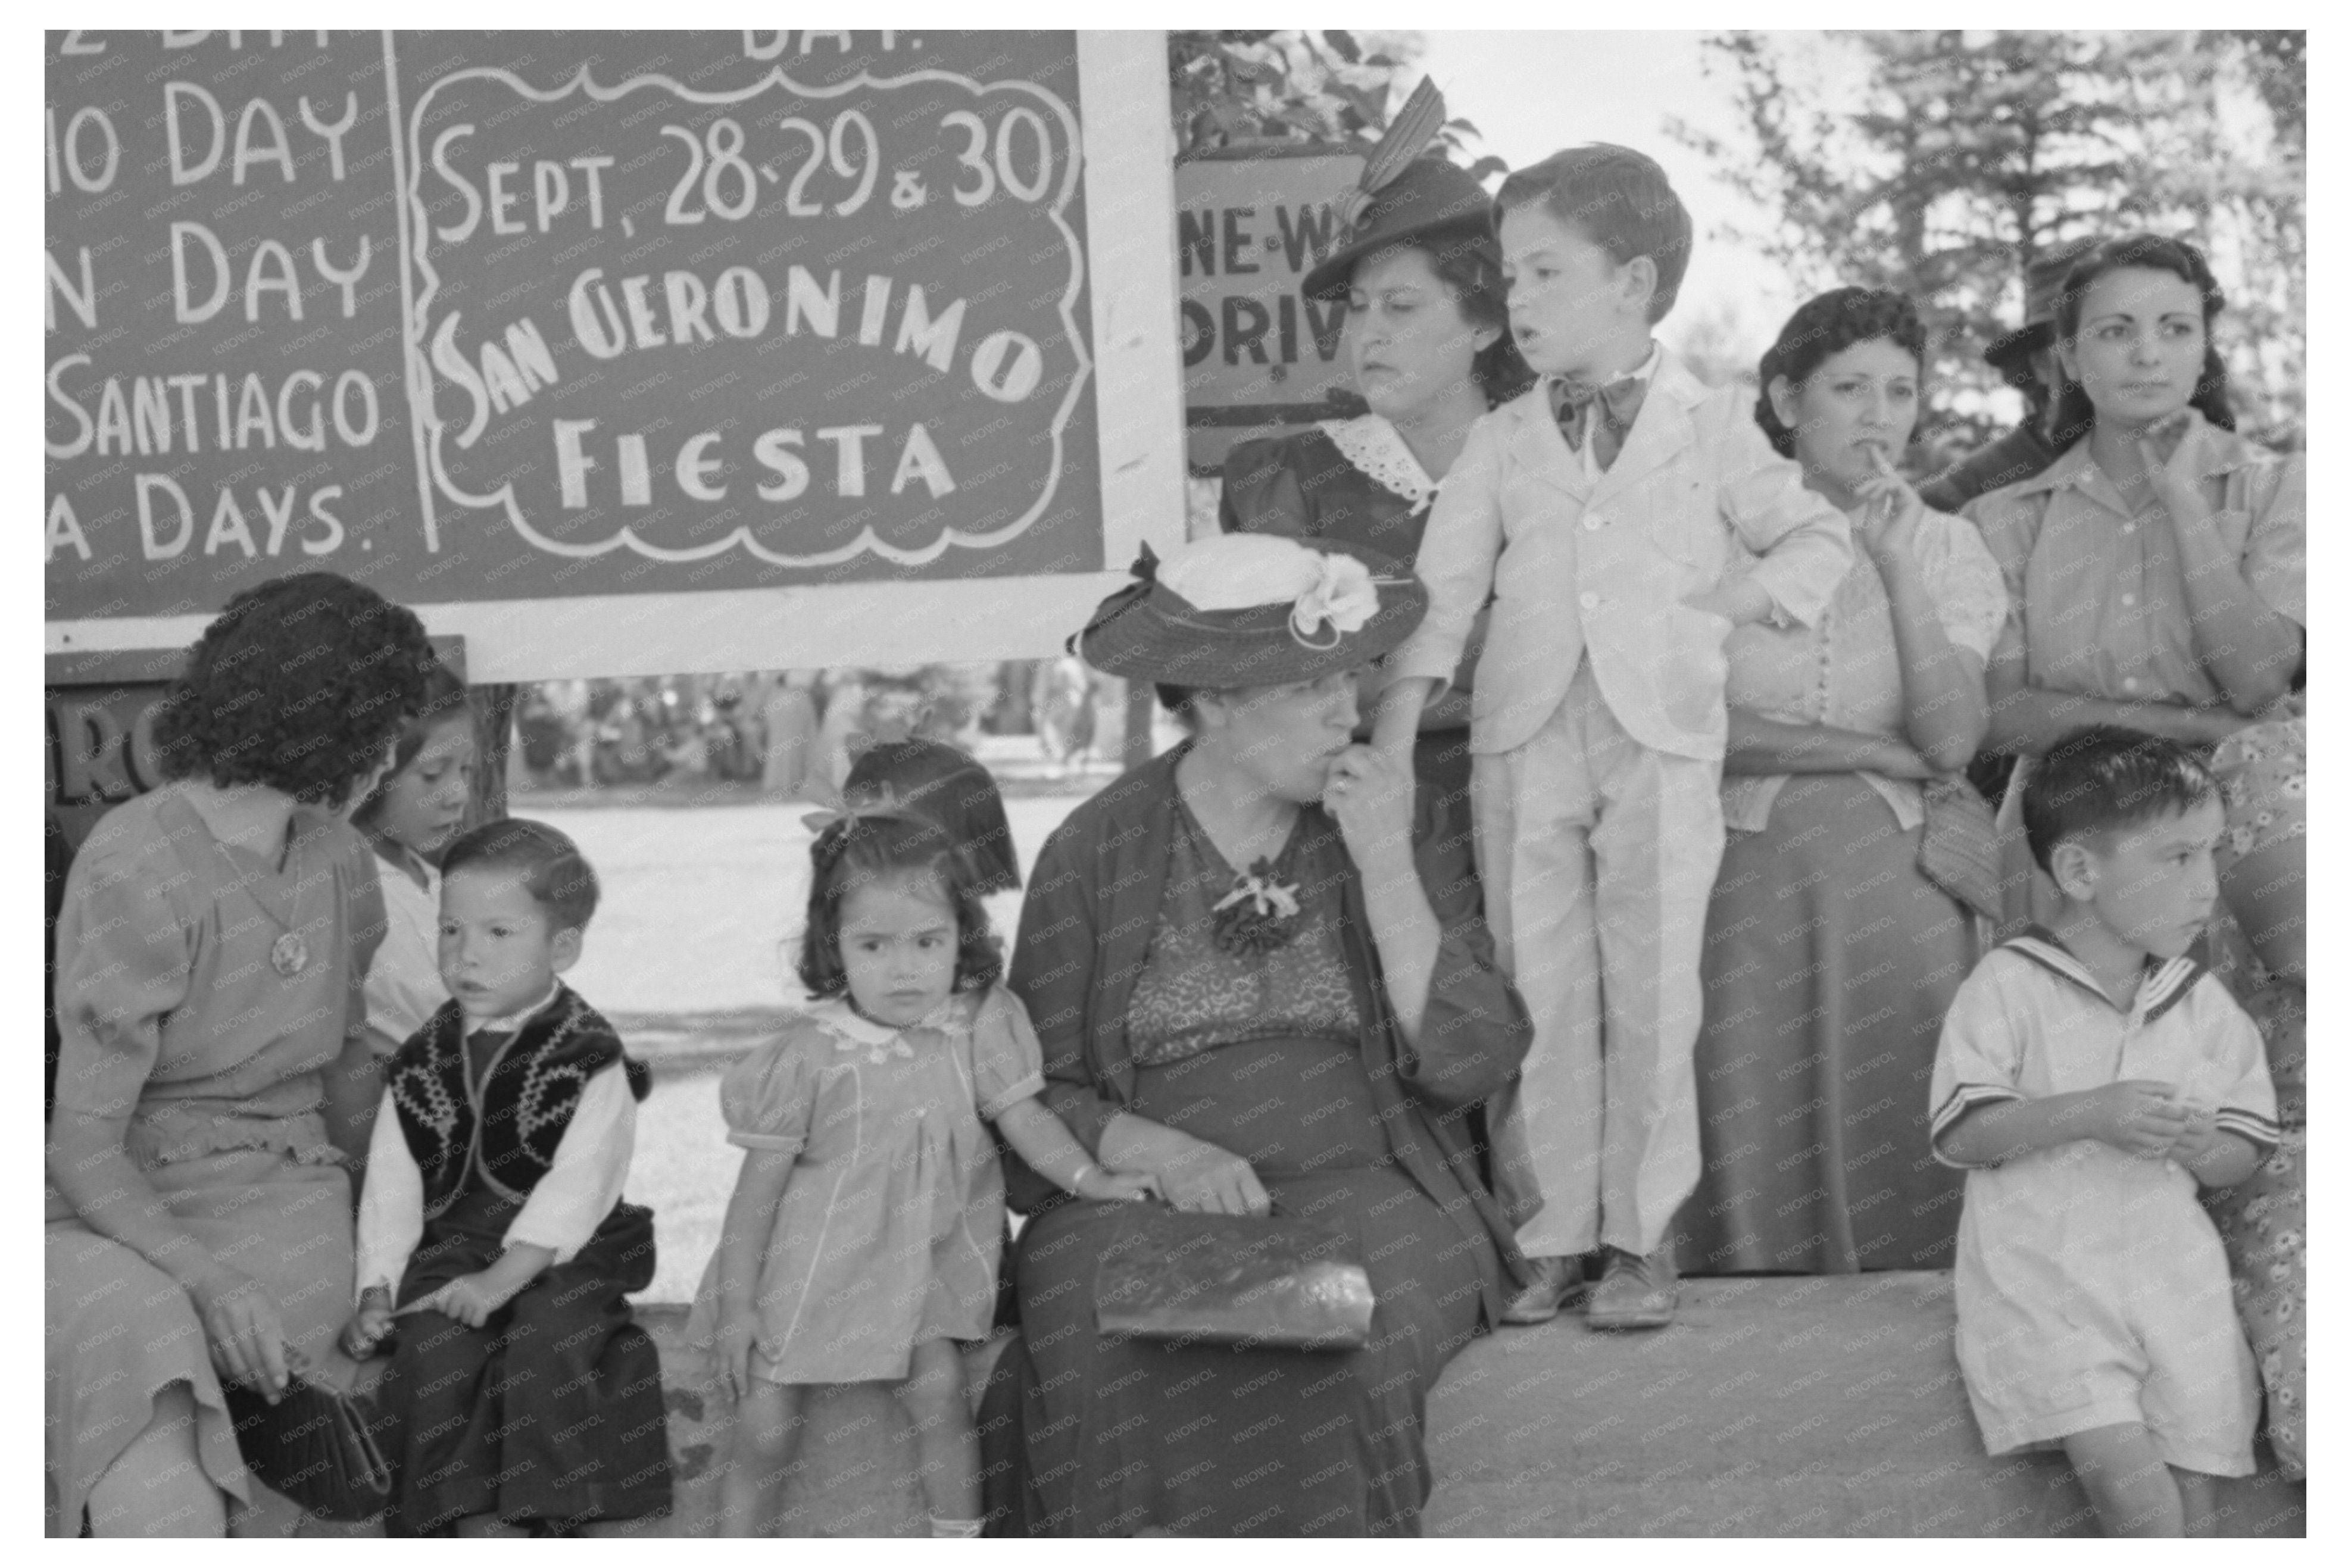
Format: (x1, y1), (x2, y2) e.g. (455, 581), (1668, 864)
(1917, 776), (2003, 924)
(221, 1374), (393, 1522)
(1093, 1204), (1376, 1351)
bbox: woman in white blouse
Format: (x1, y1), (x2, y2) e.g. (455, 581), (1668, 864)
(331, 664), (476, 1170)
(1676, 288), (2007, 1277)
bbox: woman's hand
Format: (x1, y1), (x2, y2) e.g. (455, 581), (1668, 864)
(2135, 410), (2208, 521)
(713, 1305), (761, 1404)
(1157, 1140), (1270, 1216)
(1853, 448), (1928, 564)
(1084, 1168), (1162, 1204)
(192, 1266), (292, 1400)
(1322, 744), (1415, 870)
(1100, 1116), (1269, 1217)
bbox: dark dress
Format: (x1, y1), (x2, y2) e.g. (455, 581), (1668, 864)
(979, 747), (1531, 1537)
(1221, 424), (1478, 871)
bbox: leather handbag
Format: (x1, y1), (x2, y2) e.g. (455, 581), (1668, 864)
(1918, 776), (2003, 924)
(1093, 1203), (1376, 1351)
(221, 1375), (393, 1522)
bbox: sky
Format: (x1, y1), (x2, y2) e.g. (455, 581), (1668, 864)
(1415, 30), (1808, 365)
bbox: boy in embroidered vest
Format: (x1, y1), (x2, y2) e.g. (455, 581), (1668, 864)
(1930, 727), (2276, 1536)
(1374, 144), (1852, 1328)
(343, 820), (670, 1536)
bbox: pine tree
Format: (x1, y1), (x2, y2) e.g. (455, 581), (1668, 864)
(1674, 30), (2303, 451)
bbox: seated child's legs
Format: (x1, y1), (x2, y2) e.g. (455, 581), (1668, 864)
(719, 1377), (805, 1537)
(381, 1309), (501, 1533)
(2062, 1423), (2188, 1537)
(892, 1339), (979, 1525)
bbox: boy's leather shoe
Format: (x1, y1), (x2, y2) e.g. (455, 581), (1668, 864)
(1499, 1254), (1585, 1325)
(1584, 1245), (1677, 1330)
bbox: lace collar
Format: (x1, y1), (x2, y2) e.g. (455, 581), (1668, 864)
(812, 992), (960, 1049)
(1316, 414), (1438, 512)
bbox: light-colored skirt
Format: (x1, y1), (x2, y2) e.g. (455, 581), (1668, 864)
(45, 1144), (355, 1535)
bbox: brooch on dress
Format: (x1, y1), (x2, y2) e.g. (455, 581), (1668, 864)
(1211, 859), (1303, 957)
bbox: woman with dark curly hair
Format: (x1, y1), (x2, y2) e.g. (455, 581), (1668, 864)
(1675, 288), (2007, 1276)
(46, 571), (432, 1536)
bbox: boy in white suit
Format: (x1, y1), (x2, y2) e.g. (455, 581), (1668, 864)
(1374, 145), (1851, 1328)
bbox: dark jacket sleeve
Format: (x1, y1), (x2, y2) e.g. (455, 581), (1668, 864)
(1219, 435), (1316, 539)
(1366, 813), (1532, 1111)
(1918, 423), (2059, 515)
(1006, 819), (1121, 1157)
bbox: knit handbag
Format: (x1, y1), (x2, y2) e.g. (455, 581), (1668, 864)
(1918, 776), (2003, 924)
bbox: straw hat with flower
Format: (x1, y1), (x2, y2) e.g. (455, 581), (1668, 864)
(1072, 534), (1427, 691)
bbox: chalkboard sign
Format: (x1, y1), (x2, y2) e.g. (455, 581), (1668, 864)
(45, 31), (1183, 680)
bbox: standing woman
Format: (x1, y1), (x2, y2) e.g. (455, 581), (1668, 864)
(1965, 234), (2303, 927)
(46, 573), (432, 1536)
(333, 661), (476, 1169)
(1678, 289), (2006, 1276)
(1221, 155), (1532, 864)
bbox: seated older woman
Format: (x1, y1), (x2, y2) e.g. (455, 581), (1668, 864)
(979, 535), (1532, 1537)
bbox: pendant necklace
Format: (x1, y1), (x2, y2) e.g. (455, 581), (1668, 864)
(267, 830), (309, 977)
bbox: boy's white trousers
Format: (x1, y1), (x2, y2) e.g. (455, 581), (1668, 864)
(1473, 661), (1724, 1260)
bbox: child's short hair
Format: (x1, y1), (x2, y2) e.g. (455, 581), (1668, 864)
(441, 818), (601, 932)
(2022, 726), (2218, 875)
(1496, 144), (1693, 323)
(843, 739), (1020, 894)
(797, 811), (1003, 999)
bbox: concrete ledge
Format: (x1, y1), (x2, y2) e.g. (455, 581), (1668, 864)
(618, 1273), (2302, 1537)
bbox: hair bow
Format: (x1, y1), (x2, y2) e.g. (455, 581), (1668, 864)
(800, 786), (911, 839)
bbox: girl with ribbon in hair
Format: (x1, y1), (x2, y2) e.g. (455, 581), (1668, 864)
(690, 808), (1151, 1538)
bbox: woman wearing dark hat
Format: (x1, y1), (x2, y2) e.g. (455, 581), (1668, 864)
(1220, 154), (1532, 870)
(979, 534), (1533, 1536)
(1917, 236), (2099, 513)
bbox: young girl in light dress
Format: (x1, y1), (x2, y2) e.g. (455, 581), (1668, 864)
(694, 810), (1152, 1538)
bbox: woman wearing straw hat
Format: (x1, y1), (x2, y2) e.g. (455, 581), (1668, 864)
(980, 533), (1532, 1536)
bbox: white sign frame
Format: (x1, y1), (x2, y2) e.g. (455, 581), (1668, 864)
(45, 30), (1185, 683)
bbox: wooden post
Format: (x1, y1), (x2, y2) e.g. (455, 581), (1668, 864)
(470, 683), (517, 826)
